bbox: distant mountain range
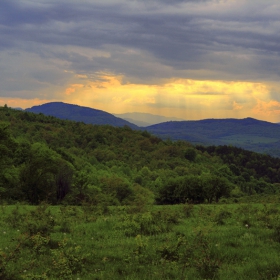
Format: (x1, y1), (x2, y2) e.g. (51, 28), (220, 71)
(146, 118), (280, 156)
(26, 102), (138, 129)
(114, 112), (185, 126)
(25, 102), (280, 156)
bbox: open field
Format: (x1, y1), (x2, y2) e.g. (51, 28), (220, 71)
(1, 203), (280, 279)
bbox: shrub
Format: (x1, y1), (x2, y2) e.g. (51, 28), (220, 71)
(117, 209), (180, 236)
(214, 209), (232, 225)
(5, 204), (55, 236)
(51, 239), (88, 279)
(182, 203), (194, 218)
(184, 148), (197, 161)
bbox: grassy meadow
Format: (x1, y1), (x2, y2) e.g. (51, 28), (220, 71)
(1, 202), (280, 279)
(2, 104), (280, 279)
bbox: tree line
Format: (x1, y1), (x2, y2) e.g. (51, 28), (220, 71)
(0, 105), (280, 205)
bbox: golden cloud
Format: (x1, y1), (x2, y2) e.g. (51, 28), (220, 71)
(59, 74), (280, 122)
(3, 74), (280, 123)
(0, 98), (53, 109)
(65, 84), (84, 95)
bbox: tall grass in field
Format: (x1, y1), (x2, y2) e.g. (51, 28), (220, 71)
(1, 202), (280, 279)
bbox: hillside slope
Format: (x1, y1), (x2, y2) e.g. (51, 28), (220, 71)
(26, 102), (138, 129)
(1, 106), (280, 204)
(146, 118), (280, 156)
(115, 112), (185, 126)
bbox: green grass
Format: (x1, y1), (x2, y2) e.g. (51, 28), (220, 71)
(1, 203), (280, 279)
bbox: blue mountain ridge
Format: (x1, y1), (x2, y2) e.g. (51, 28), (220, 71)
(146, 118), (280, 156)
(26, 102), (138, 129)
(26, 102), (280, 156)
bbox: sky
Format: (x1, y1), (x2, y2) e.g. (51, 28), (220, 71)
(1, 0), (280, 122)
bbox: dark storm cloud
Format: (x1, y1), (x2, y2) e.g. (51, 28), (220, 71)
(1, 0), (280, 87)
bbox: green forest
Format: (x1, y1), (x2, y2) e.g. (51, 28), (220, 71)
(2, 105), (280, 279)
(1, 105), (280, 206)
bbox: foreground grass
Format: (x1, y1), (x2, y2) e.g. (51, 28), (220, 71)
(1, 203), (280, 279)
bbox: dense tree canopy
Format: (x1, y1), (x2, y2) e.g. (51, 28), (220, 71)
(0, 106), (280, 205)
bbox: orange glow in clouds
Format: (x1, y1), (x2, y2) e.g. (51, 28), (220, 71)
(3, 74), (280, 122)
(65, 84), (84, 95)
(63, 74), (280, 122)
(0, 98), (52, 109)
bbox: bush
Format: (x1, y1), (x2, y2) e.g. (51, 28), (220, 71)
(184, 148), (197, 161)
(6, 204), (55, 236)
(214, 209), (232, 225)
(117, 209), (180, 236)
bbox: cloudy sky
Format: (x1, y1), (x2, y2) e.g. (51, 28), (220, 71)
(1, 0), (280, 121)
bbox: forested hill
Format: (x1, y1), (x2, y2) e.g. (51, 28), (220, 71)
(26, 103), (280, 156)
(26, 102), (138, 129)
(146, 118), (280, 157)
(1, 105), (280, 206)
